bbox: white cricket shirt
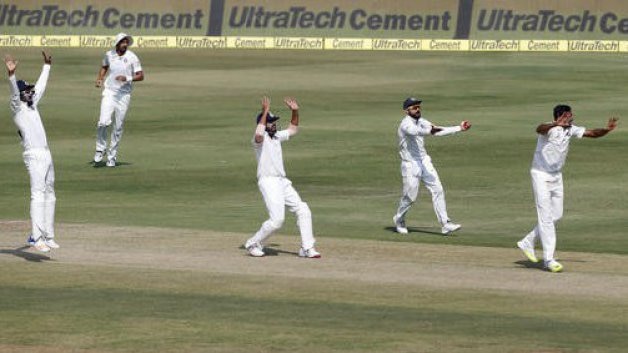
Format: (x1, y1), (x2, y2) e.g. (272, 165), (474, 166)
(8, 65), (50, 150)
(253, 130), (290, 179)
(398, 115), (434, 162)
(102, 49), (142, 95)
(532, 125), (586, 173)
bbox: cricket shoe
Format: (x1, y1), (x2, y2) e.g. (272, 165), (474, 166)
(393, 215), (408, 234)
(545, 260), (564, 273)
(244, 239), (265, 257)
(517, 240), (538, 263)
(106, 157), (116, 167)
(44, 238), (60, 249)
(31, 238), (51, 253)
(441, 221), (461, 235)
(298, 247), (321, 258)
(93, 151), (104, 163)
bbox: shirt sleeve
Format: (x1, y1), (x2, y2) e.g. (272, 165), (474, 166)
(570, 125), (586, 139)
(32, 64), (51, 105)
(8, 75), (20, 113)
(276, 130), (291, 142)
(132, 54), (143, 73)
(102, 52), (109, 67)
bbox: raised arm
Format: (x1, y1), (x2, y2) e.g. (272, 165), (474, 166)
(284, 97), (299, 136)
(32, 51), (51, 105)
(254, 96), (270, 144)
(432, 120), (471, 136)
(5, 54), (20, 112)
(583, 117), (618, 138)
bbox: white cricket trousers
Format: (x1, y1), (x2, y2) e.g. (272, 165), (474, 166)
(395, 157), (449, 225)
(96, 91), (131, 160)
(521, 169), (564, 262)
(23, 148), (56, 241)
(250, 176), (316, 250)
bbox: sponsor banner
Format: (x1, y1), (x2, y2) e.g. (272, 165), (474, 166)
(134, 36), (177, 48)
(324, 37), (373, 50)
(469, 39), (519, 51)
(176, 36), (227, 48)
(34, 35), (80, 47)
(519, 40), (568, 51)
(619, 41), (628, 52)
(273, 36), (323, 49)
(80, 35), (116, 47)
(371, 38), (422, 51)
(422, 39), (469, 51)
(0, 35), (34, 47)
(226, 36), (274, 49)
(568, 40), (618, 52)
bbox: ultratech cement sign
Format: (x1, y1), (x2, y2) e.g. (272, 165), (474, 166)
(3, 0), (628, 40)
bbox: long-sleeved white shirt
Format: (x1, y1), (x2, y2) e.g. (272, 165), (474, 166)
(9, 64), (50, 150)
(531, 124), (586, 174)
(252, 130), (291, 179)
(397, 115), (461, 162)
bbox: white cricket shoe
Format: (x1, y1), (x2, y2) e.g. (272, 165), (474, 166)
(44, 238), (60, 249)
(441, 221), (461, 235)
(32, 238), (51, 253)
(517, 240), (538, 263)
(298, 247), (321, 258)
(106, 157), (116, 167)
(93, 151), (104, 163)
(393, 215), (408, 234)
(244, 239), (265, 257)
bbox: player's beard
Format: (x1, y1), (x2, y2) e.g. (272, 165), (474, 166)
(409, 111), (421, 119)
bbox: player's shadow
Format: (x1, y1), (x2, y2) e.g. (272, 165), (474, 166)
(238, 244), (299, 257)
(0, 246), (52, 262)
(89, 161), (133, 168)
(384, 226), (446, 236)
(514, 260), (544, 270)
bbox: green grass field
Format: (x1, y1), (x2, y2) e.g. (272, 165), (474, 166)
(1, 48), (627, 352)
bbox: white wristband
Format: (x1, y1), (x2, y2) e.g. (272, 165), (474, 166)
(126, 75), (133, 83)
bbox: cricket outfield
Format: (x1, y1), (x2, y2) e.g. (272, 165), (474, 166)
(1, 48), (627, 352)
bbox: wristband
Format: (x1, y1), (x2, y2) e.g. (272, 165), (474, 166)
(126, 75), (133, 83)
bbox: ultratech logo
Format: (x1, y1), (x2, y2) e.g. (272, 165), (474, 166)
(477, 9), (628, 34)
(227, 6), (453, 32)
(0, 4), (204, 30)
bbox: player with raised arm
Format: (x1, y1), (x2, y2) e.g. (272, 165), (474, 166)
(392, 97), (471, 235)
(5, 51), (58, 253)
(517, 105), (618, 272)
(244, 96), (320, 258)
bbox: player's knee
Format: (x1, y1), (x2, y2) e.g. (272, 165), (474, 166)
(296, 202), (311, 218)
(30, 190), (45, 202)
(268, 217), (284, 231)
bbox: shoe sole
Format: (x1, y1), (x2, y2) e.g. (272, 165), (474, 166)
(547, 264), (564, 273)
(442, 226), (461, 235)
(517, 243), (539, 263)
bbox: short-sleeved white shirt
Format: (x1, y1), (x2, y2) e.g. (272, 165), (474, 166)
(398, 115), (433, 162)
(253, 130), (290, 179)
(102, 49), (142, 95)
(532, 124), (586, 173)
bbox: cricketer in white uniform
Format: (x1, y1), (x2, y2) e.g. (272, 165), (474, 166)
(5, 52), (59, 253)
(517, 105), (618, 272)
(93, 33), (144, 167)
(393, 97), (471, 235)
(244, 96), (320, 258)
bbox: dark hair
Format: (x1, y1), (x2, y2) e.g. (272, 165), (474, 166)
(553, 104), (571, 120)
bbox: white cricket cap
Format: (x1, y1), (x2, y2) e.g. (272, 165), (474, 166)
(114, 33), (133, 47)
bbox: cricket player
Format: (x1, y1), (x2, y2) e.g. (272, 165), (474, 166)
(5, 52), (58, 253)
(517, 105), (618, 272)
(393, 97), (471, 235)
(244, 96), (320, 258)
(92, 32), (144, 167)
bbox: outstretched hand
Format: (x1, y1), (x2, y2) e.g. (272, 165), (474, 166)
(607, 117), (619, 131)
(261, 96), (270, 112)
(4, 54), (17, 75)
(42, 50), (52, 65)
(284, 97), (299, 110)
